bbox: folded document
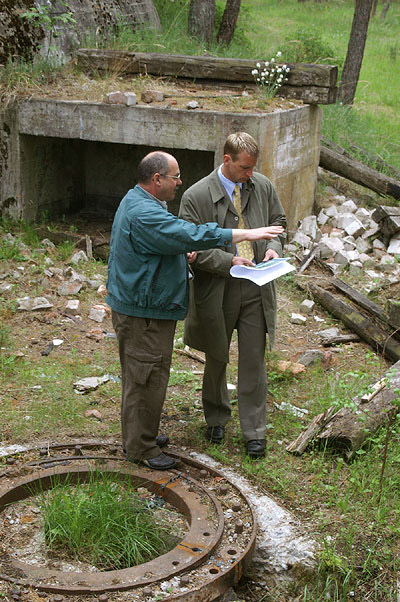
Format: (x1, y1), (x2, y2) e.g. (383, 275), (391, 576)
(230, 257), (296, 286)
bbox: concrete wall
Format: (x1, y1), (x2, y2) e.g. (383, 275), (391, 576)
(0, 99), (322, 228)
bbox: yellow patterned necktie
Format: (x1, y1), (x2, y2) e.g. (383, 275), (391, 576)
(233, 184), (254, 261)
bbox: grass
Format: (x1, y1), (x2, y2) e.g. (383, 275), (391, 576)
(35, 470), (179, 569)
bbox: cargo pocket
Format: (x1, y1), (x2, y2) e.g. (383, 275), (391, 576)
(127, 350), (163, 389)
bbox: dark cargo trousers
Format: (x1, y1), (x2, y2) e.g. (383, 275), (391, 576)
(112, 311), (176, 460)
(202, 277), (268, 441)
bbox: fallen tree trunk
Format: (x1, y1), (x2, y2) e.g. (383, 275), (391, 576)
(306, 282), (400, 361)
(34, 227), (110, 261)
(287, 361), (400, 460)
(319, 146), (400, 201)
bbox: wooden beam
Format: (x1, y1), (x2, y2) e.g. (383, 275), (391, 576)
(76, 49), (338, 104)
(307, 282), (400, 361)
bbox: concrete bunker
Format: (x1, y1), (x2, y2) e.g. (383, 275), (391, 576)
(1, 98), (321, 230)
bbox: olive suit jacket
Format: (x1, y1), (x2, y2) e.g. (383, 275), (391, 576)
(179, 168), (287, 364)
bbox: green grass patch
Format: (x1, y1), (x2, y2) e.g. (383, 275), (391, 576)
(35, 470), (181, 569)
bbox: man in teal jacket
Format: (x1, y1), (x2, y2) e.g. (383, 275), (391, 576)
(106, 150), (284, 470)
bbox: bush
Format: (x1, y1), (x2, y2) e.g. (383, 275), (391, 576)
(281, 27), (343, 67)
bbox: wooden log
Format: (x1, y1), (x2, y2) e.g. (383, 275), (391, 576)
(321, 136), (400, 181)
(76, 49), (338, 104)
(321, 333), (361, 346)
(287, 361), (400, 459)
(332, 277), (400, 333)
(319, 146), (400, 201)
(286, 406), (338, 454)
(306, 282), (400, 361)
(317, 361), (400, 461)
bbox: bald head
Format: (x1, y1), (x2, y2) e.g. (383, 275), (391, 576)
(137, 151), (175, 184)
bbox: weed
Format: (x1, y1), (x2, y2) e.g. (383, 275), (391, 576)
(35, 470), (180, 569)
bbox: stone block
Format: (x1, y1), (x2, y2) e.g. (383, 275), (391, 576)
(292, 231), (312, 249)
(299, 215), (319, 240)
(334, 250), (350, 266)
(300, 299), (315, 314)
(318, 237), (344, 259)
(291, 313), (307, 324)
(343, 236), (356, 251)
(335, 213), (355, 229)
(387, 233), (400, 255)
(349, 261), (363, 275)
(124, 92), (137, 106)
(333, 194), (346, 204)
(105, 91), (124, 104)
(65, 299), (80, 316)
(342, 199), (358, 212)
(362, 223), (380, 239)
(141, 90), (164, 103)
(317, 209), (329, 226)
(373, 239), (385, 250)
(325, 205), (338, 219)
(347, 249), (360, 262)
(355, 237), (371, 254)
(386, 299), (400, 328)
(355, 207), (371, 224)
(344, 217), (365, 238)
(358, 253), (375, 267)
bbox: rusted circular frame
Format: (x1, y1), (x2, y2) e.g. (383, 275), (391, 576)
(0, 461), (223, 594)
(0, 443), (257, 600)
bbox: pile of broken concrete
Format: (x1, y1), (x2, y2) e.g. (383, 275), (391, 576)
(286, 194), (400, 289)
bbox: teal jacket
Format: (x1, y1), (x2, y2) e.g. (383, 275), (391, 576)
(106, 185), (232, 320)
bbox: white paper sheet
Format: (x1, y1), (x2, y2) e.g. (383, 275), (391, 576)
(230, 257), (296, 286)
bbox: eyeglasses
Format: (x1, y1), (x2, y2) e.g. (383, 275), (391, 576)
(161, 173), (181, 181)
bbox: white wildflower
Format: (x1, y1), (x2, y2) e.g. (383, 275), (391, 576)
(271, 58), (275, 63)
(251, 69), (258, 75)
(276, 51), (282, 57)
(256, 62), (261, 68)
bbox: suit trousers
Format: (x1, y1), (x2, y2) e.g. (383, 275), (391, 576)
(202, 277), (268, 441)
(112, 311), (176, 460)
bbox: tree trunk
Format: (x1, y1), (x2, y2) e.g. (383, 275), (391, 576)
(381, 0), (391, 19)
(188, 0), (215, 46)
(216, 0), (241, 46)
(339, 0), (374, 105)
(371, 0), (379, 16)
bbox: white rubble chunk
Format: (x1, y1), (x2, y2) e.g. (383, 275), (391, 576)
(343, 236), (356, 251)
(387, 233), (400, 255)
(105, 91), (124, 104)
(41, 238), (56, 249)
(380, 254), (396, 265)
(334, 250), (350, 266)
(284, 243), (298, 254)
(335, 213), (355, 229)
(362, 223), (380, 239)
(349, 261), (363, 275)
(291, 313), (307, 324)
(292, 231), (312, 249)
(347, 249), (360, 262)
(365, 269), (384, 280)
(65, 299), (80, 316)
(355, 207), (371, 224)
(73, 375), (110, 394)
(300, 299), (315, 314)
(187, 100), (199, 109)
(325, 205), (339, 218)
(317, 209), (329, 226)
(358, 253), (375, 267)
(318, 237), (344, 259)
(330, 228), (345, 238)
(344, 217), (365, 238)
(342, 199), (358, 212)
(69, 250), (88, 265)
(373, 239), (385, 250)
(89, 307), (107, 323)
(355, 237), (371, 254)
(0, 283), (12, 292)
(317, 327), (340, 342)
(17, 296), (53, 311)
(328, 263), (345, 275)
(123, 92), (137, 106)
(299, 215), (319, 240)
(44, 256), (54, 266)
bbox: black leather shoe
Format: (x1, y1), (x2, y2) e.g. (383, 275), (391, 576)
(123, 434), (169, 456)
(246, 439), (266, 459)
(156, 434), (169, 448)
(206, 425), (225, 444)
(130, 452), (177, 470)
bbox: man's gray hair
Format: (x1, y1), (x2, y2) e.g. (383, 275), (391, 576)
(137, 152), (170, 184)
(224, 132), (259, 160)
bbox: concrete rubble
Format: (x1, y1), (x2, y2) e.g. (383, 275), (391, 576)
(288, 193), (400, 289)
